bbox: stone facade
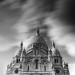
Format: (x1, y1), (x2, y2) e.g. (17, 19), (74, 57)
(6, 29), (70, 75)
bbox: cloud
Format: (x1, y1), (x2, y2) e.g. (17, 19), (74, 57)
(0, 0), (27, 9)
(56, 0), (75, 25)
(0, 1), (24, 51)
(0, 36), (18, 51)
(1, 0), (74, 58)
(12, 0), (58, 38)
(12, 24), (30, 46)
(0, 0), (74, 63)
(10, 0), (75, 58)
(43, 0), (75, 57)
(45, 17), (75, 57)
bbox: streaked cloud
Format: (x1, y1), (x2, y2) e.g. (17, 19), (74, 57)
(45, 17), (75, 57)
(0, 1), (23, 51)
(44, 0), (75, 57)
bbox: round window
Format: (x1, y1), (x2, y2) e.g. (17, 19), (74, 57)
(15, 69), (18, 74)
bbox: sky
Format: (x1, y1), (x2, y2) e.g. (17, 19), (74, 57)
(0, 0), (75, 75)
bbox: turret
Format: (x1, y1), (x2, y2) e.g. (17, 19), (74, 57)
(6, 64), (11, 72)
(12, 42), (24, 64)
(64, 62), (70, 75)
(15, 41), (23, 57)
(51, 41), (63, 74)
(20, 41), (23, 50)
(48, 49), (52, 61)
(20, 48), (26, 62)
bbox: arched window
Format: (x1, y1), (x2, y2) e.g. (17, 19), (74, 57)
(54, 59), (58, 63)
(27, 66), (29, 71)
(20, 64), (22, 69)
(44, 66), (46, 71)
(16, 59), (20, 63)
(35, 59), (38, 69)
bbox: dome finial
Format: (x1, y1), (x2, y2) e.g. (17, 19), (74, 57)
(20, 41), (23, 49)
(36, 27), (40, 35)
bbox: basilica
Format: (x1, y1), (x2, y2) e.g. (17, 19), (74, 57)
(6, 28), (70, 75)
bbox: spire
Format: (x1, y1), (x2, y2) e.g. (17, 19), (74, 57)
(20, 41), (23, 46)
(21, 48), (26, 58)
(36, 27), (40, 35)
(23, 48), (26, 54)
(52, 41), (55, 48)
(20, 41), (23, 49)
(20, 48), (26, 62)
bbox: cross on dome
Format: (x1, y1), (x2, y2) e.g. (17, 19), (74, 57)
(36, 27), (40, 35)
(20, 41), (23, 47)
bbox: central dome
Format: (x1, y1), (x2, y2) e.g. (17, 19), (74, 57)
(28, 34), (47, 45)
(26, 28), (48, 50)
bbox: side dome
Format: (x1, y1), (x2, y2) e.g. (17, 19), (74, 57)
(51, 42), (61, 56)
(52, 48), (61, 56)
(26, 28), (48, 51)
(14, 42), (23, 57)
